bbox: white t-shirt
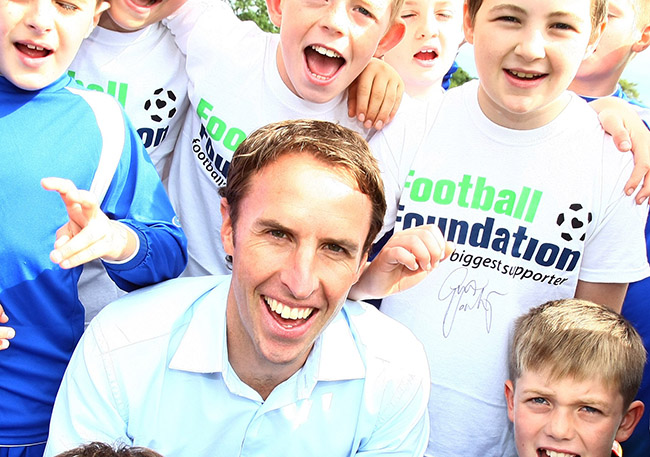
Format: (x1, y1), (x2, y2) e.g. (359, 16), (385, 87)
(164, 0), (369, 276)
(70, 23), (189, 177)
(371, 80), (650, 457)
(70, 23), (189, 325)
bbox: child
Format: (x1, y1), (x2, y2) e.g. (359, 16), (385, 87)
(568, 2), (650, 455)
(506, 298), (646, 457)
(55, 443), (163, 457)
(161, 0), (406, 277)
(0, 0), (187, 454)
(370, 0), (650, 455)
(383, 0), (465, 99)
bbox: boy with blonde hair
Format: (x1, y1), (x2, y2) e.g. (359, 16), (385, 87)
(506, 298), (646, 457)
(370, 0), (650, 455)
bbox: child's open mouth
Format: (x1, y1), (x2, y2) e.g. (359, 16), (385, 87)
(414, 49), (438, 61)
(538, 448), (579, 457)
(131, 0), (162, 7)
(304, 45), (345, 80)
(15, 43), (52, 59)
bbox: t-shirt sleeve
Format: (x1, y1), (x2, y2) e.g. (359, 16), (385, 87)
(579, 136), (650, 283)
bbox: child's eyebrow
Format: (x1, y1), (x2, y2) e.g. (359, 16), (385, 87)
(487, 4), (527, 16)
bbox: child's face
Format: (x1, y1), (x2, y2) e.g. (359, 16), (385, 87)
(0, 0), (109, 90)
(574, 0), (643, 85)
(384, 0), (464, 98)
(98, 0), (185, 32)
(464, 0), (601, 129)
(506, 370), (642, 457)
(266, 0), (404, 103)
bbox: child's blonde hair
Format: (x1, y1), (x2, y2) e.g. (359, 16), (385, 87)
(509, 298), (646, 407)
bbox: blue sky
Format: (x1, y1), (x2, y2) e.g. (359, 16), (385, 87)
(455, 43), (650, 104)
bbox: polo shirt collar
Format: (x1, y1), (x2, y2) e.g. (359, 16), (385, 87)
(169, 277), (366, 382)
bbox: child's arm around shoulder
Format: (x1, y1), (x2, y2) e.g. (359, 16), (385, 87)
(349, 225), (455, 300)
(348, 57), (404, 130)
(589, 96), (650, 203)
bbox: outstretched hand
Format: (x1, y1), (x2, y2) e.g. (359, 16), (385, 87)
(0, 304), (14, 350)
(349, 225), (455, 300)
(42, 177), (137, 269)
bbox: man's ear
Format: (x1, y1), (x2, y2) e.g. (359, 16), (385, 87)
(374, 19), (405, 57)
(463, 2), (475, 45)
(91, 1), (110, 34)
(615, 400), (644, 443)
(504, 380), (516, 423)
(221, 198), (235, 256)
(265, 0), (283, 28)
(632, 23), (650, 53)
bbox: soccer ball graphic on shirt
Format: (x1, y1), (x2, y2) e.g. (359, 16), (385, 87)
(556, 203), (593, 242)
(143, 88), (177, 123)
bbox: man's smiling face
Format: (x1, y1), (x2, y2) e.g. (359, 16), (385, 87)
(221, 152), (371, 389)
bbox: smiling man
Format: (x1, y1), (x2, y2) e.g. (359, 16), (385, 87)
(44, 120), (430, 457)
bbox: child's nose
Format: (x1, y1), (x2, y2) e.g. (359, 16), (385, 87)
(25, 0), (55, 34)
(514, 29), (546, 61)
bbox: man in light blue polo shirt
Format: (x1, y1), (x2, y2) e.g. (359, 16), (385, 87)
(45, 120), (431, 457)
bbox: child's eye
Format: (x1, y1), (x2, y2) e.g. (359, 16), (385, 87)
(496, 16), (520, 24)
(529, 397), (549, 406)
(56, 1), (78, 11)
(355, 6), (374, 18)
(401, 12), (417, 20)
(436, 10), (453, 20)
(580, 405), (601, 414)
(551, 22), (575, 31)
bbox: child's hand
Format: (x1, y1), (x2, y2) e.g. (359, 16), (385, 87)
(349, 225), (454, 300)
(42, 177), (138, 269)
(589, 96), (650, 204)
(348, 57), (404, 130)
(0, 304), (15, 350)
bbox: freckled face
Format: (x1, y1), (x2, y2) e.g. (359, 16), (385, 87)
(0, 0), (108, 90)
(222, 153), (371, 377)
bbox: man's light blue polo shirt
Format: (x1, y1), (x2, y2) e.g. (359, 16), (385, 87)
(45, 275), (430, 457)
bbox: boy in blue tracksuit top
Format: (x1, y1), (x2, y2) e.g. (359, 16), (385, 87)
(0, 0), (187, 454)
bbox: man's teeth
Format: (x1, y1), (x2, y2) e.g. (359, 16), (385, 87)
(26, 44), (45, 51)
(510, 70), (540, 79)
(310, 45), (342, 59)
(266, 297), (314, 320)
(543, 449), (577, 457)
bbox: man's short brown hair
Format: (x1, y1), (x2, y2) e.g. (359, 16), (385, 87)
(510, 298), (646, 408)
(219, 119), (386, 255)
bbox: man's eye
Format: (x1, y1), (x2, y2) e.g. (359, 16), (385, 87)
(497, 16), (519, 23)
(326, 243), (344, 253)
(269, 230), (287, 239)
(581, 405), (601, 414)
(530, 397), (548, 405)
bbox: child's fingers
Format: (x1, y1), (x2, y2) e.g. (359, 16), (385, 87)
(50, 221), (111, 268)
(0, 304), (8, 324)
(0, 324), (16, 350)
